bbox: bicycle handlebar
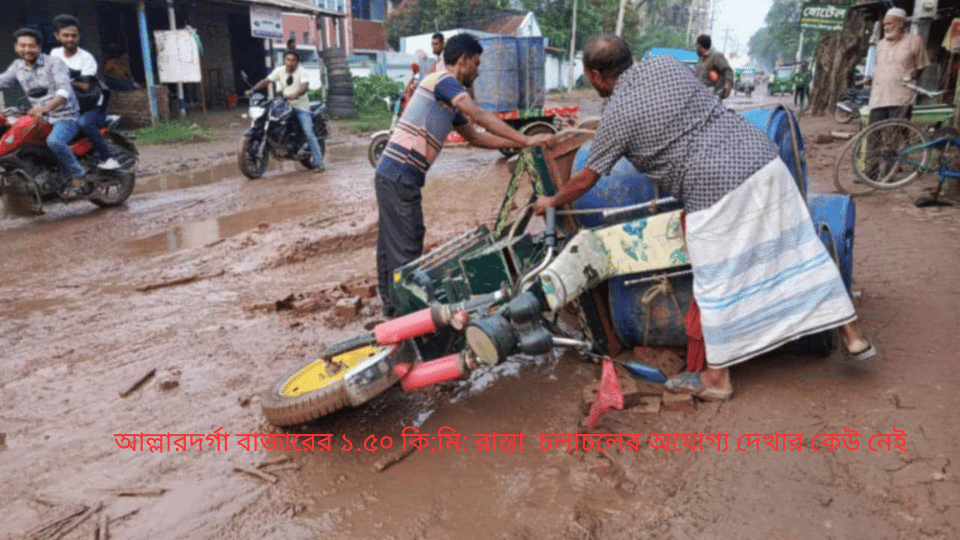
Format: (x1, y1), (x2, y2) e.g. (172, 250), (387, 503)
(902, 82), (944, 98)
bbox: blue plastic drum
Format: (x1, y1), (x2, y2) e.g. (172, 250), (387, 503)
(807, 194), (856, 292)
(739, 105), (809, 196)
(475, 37), (520, 111)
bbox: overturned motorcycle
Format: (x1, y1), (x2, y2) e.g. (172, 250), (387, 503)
(262, 106), (857, 427)
(0, 90), (138, 216)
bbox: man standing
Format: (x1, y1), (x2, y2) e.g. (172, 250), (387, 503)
(245, 50), (325, 171)
(866, 7), (929, 124)
(694, 34), (733, 100)
(430, 33), (445, 74)
(0, 28), (87, 195)
(535, 35), (876, 401)
(375, 33), (543, 317)
(793, 61), (812, 113)
(50, 14), (120, 173)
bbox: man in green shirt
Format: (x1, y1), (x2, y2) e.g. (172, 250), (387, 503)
(793, 62), (812, 112)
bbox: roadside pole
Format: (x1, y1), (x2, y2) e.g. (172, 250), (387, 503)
(566, 0), (578, 94)
(167, 0), (185, 118)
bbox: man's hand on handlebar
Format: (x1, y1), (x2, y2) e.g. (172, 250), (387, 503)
(534, 195), (554, 216)
(526, 133), (554, 148)
(27, 105), (46, 118)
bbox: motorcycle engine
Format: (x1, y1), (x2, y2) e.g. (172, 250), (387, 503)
(34, 170), (62, 194)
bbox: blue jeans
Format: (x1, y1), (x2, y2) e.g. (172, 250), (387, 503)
(295, 108), (324, 167)
(78, 107), (113, 161)
(47, 119), (86, 179)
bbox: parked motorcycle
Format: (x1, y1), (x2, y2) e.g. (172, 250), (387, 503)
(834, 85), (870, 124)
(0, 91), (138, 216)
(238, 72), (329, 180)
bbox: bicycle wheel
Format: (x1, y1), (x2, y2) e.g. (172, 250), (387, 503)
(850, 119), (930, 189)
(833, 134), (876, 197)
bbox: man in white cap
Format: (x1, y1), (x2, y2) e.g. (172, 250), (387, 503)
(866, 7), (929, 124)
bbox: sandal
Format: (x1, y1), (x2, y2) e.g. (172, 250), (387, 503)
(664, 372), (733, 402)
(845, 341), (877, 362)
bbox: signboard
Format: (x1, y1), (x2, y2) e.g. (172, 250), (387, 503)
(154, 29), (201, 83)
(250, 5), (283, 40)
(800, 3), (849, 31)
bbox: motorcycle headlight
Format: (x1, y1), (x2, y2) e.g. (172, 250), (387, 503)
(249, 106), (264, 118)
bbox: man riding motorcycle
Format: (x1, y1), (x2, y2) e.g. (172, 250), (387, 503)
(244, 50), (325, 172)
(50, 14), (121, 174)
(0, 28), (88, 197)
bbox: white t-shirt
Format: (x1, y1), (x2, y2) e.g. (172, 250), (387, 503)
(51, 46), (98, 77)
(51, 46), (103, 108)
(267, 66), (310, 110)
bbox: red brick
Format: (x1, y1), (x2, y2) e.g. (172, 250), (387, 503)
(333, 296), (362, 319)
(662, 391), (695, 413)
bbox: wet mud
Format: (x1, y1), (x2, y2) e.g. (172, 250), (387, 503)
(1, 102), (959, 540)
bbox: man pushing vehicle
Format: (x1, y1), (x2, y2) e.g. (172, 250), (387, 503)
(535, 35), (877, 401)
(375, 33), (549, 318)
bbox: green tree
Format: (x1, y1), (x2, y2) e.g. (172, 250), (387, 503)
(748, 0), (803, 70)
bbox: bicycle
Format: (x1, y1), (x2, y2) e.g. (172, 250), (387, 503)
(848, 83), (960, 202)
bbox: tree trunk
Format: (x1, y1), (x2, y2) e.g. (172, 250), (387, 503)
(809, 7), (871, 116)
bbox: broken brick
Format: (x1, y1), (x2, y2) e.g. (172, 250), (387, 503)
(344, 277), (378, 299)
(662, 391), (695, 413)
(334, 296), (362, 319)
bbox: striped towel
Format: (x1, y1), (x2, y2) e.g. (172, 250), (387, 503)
(685, 158), (857, 368)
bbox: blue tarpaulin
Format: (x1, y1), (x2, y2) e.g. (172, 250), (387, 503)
(643, 48), (699, 66)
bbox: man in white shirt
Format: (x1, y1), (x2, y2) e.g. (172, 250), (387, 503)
(50, 14), (119, 171)
(244, 50), (325, 171)
(866, 7), (929, 123)
(430, 33), (445, 74)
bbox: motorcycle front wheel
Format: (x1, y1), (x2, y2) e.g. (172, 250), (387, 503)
(238, 135), (269, 179)
(90, 140), (138, 208)
(261, 334), (417, 427)
(368, 133), (389, 168)
(834, 101), (855, 124)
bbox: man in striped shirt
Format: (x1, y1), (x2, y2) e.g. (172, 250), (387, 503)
(375, 33), (544, 317)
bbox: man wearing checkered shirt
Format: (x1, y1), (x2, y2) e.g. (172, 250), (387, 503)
(534, 35), (876, 401)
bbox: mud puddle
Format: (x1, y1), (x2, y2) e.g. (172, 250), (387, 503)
(136, 144), (374, 195)
(121, 199), (320, 256)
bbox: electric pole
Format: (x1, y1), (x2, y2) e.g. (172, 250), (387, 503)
(567, 0), (578, 94)
(615, 0), (627, 37)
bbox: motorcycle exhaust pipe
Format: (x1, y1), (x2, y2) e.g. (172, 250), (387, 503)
(394, 353), (472, 392)
(835, 102), (853, 113)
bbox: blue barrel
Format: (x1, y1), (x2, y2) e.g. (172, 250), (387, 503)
(739, 105), (809, 196)
(516, 37), (545, 110)
(475, 37), (519, 111)
(807, 194), (856, 292)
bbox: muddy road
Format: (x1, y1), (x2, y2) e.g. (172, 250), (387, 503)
(2, 110), (959, 540)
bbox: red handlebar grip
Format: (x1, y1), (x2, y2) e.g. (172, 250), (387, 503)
(399, 354), (464, 392)
(375, 308), (437, 344)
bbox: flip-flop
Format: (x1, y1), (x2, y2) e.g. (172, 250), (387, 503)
(846, 342), (877, 362)
(664, 372), (733, 402)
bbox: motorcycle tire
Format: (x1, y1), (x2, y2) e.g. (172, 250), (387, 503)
(499, 122), (556, 158)
(90, 139), (138, 208)
(238, 135), (269, 179)
(834, 101), (855, 124)
(261, 334), (416, 427)
(368, 132), (389, 167)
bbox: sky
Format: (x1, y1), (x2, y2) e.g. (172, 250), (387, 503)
(708, 0), (774, 59)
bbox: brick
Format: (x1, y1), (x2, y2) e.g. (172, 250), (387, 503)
(582, 375), (664, 414)
(344, 277), (377, 299)
(333, 296), (362, 319)
(158, 378), (180, 391)
(662, 391), (695, 413)
(633, 396), (661, 414)
(632, 347), (685, 377)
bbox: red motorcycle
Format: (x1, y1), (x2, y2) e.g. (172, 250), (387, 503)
(0, 96), (138, 216)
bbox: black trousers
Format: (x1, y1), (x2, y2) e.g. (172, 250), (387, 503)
(375, 173), (425, 317)
(794, 84), (809, 107)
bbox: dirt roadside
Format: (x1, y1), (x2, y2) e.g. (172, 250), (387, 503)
(1, 99), (958, 540)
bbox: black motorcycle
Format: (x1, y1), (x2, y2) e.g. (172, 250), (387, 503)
(238, 84), (328, 179)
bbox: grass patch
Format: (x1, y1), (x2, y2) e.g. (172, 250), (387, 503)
(134, 122), (220, 145)
(331, 107), (394, 135)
